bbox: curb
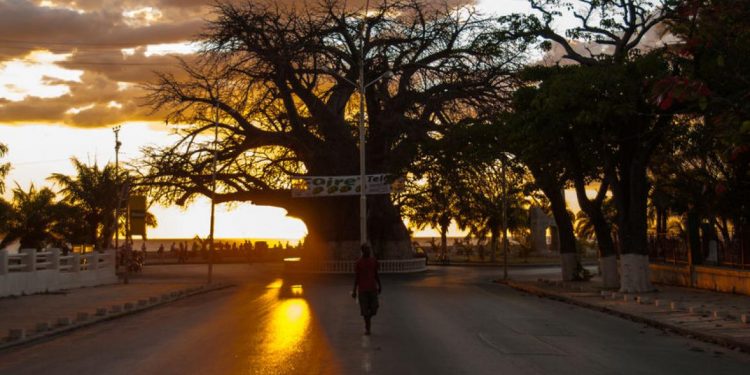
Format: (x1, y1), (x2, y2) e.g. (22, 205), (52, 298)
(427, 261), (599, 268)
(500, 280), (750, 355)
(0, 282), (234, 351)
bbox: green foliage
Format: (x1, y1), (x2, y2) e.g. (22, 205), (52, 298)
(663, 0), (750, 224)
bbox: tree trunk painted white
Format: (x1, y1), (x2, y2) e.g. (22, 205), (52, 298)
(560, 253), (577, 281)
(619, 253), (654, 293)
(599, 255), (619, 289)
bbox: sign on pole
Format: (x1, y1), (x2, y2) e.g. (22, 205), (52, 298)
(128, 195), (147, 236)
(292, 174), (393, 197)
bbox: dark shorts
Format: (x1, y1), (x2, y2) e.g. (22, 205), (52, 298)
(358, 290), (379, 317)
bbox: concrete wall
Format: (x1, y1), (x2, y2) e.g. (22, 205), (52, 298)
(650, 263), (750, 295)
(0, 249), (117, 297)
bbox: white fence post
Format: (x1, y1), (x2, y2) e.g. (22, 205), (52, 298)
(0, 249), (7, 275)
(50, 248), (60, 270)
(91, 252), (100, 270)
(72, 253), (81, 272)
(20, 248), (36, 272)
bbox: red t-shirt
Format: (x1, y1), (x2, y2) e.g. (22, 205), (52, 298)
(355, 257), (379, 292)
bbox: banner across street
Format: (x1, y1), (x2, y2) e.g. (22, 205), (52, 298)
(291, 174), (392, 197)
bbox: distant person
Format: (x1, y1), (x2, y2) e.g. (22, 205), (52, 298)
(352, 244), (381, 335)
(157, 244), (165, 260)
(141, 242), (147, 259)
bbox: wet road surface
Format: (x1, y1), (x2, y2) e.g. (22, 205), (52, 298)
(0, 264), (748, 374)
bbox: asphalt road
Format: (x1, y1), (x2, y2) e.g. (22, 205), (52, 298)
(0, 264), (748, 375)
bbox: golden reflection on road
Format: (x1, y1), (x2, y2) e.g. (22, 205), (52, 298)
(265, 298), (310, 357)
(251, 279), (315, 374)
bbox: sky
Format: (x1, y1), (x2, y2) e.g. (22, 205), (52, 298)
(0, 0), (580, 240)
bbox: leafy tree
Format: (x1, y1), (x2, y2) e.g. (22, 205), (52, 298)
(497, 0), (678, 292)
(140, 0), (523, 259)
(454, 157), (530, 262)
(661, 0), (750, 246)
(397, 162), (460, 261)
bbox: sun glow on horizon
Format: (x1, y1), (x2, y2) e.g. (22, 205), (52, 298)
(0, 123), (308, 241)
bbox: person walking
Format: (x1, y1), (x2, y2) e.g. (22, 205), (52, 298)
(352, 244), (381, 335)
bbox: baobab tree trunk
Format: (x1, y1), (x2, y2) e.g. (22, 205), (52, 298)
(289, 194), (411, 261)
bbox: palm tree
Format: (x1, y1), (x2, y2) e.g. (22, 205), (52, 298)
(48, 158), (124, 250)
(0, 184), (67, 249)
(0, 142), (9, 194)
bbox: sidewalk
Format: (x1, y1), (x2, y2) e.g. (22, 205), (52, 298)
(502, 276), (750, 353)
(0, 265), (232, 349)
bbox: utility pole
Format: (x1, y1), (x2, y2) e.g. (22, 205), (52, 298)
(113, 125), (126, 283)
(502, 154), (509, 280)
(113, 125), (121, 252)
(208, 100), (219, 284)
(358, 0), (370, 247)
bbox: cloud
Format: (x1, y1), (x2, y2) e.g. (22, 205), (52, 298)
(0, 0), (203, 59)
(0, 0), (476, 129)
(0, 70), (167, 127)
(59, 46), (198, 83)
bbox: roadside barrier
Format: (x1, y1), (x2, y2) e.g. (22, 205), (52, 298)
(0, 249), (117, 297)
(284, 257), (427, 274)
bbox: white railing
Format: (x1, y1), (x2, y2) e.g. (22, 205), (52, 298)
(0, 248), (117, 297)
(285, 257), (427, 274)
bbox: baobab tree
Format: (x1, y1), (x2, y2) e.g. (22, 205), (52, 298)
(139, 0), (523, 259)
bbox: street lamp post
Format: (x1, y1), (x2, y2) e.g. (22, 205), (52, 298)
(208, 100), (219, 284)
(501, 155), (508, 280)
(355, 69), (394, 247)
(113, 125), (122, 253)
(358, 43), (367, 247)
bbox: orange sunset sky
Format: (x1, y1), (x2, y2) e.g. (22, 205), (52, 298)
(0, 0), (581, 240)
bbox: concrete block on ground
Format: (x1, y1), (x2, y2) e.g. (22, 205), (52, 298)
(637, 296), (651, 304)
(138, 299), (148, 307)
(57, 317), (72, 326)
(7, 328), (25, 341)
(110, 304), (122, 313)
(623, 294), (631, 302)
(741, 314), (748, 324)
(124, 302), (134, 311)
(95, 308), (107, 316)
(670, 301), (680, 311)
(654, 299), (661, 307)
(161, 294), (171, 302)
(35, 322), (50, 332)
(77, 312), (89, 321)
(611, 293), (620, 300)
